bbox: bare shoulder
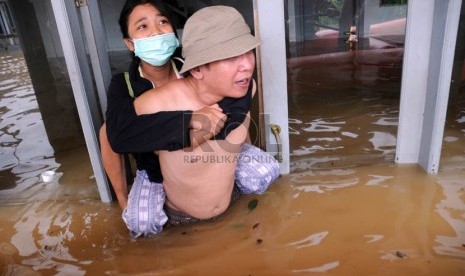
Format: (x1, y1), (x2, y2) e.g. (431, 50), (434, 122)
(134, 79), (183, 115)
(134, 79), (199, 115)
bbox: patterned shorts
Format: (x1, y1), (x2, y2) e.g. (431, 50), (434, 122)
(122, 144), (280, 238)
(122, 170), (167, 238)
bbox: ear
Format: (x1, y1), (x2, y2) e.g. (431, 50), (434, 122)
(123, 38), (135, 52)
(189, 67), (204, 80)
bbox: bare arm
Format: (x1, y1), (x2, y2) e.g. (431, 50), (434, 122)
(133, 81), (189, 114)
(134, 83), (226, 148)
(100, 124), (128, 209)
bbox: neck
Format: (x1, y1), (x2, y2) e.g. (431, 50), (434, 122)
(184, 76), (224, 106)
(140, 61), (175, 87)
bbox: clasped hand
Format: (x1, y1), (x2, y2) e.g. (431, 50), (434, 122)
(189, 104), (227, 148)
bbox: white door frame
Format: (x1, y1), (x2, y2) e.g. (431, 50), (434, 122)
(254, 0), (290, 174)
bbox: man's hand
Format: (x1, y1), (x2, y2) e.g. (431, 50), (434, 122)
(189, 104), (227, 148)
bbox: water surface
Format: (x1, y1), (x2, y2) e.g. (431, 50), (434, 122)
(1, 50), (465, 275)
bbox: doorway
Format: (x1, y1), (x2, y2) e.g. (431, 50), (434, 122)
(285, 0), (407, 171)
(0, 0), (97, 203)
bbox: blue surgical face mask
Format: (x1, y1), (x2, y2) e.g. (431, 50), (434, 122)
(132, 33), (179, 67)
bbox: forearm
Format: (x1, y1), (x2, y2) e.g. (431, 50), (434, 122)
(107, 156), (128, 210)
(100, 125), (128, 209)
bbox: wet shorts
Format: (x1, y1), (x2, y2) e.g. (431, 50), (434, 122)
(235, 143), (280, 194)
(122, 170), (167, 238)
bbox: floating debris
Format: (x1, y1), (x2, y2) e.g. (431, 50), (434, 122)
(395, 251), (407, 259)
(248, 199), (258, 212)
(40, 171), (55, 182)
(256, 239), (263, 244)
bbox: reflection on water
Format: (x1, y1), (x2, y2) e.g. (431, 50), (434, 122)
(11, 202), (84, 275)
(2, 158), (464, 274)
(0, 200), (123, 275)
(287, 231), (329, 248)
(0, 52), (60, 201)
(435, 173), (465, 259)
(289, 86), (399, 165)
(0, 53), (465, 275)
(434, 116), (465, 260)
(0, 51), (96, 205)
(0, 1), (458, 273)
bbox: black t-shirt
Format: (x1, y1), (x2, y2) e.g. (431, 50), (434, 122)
(105, 55), (252, 183)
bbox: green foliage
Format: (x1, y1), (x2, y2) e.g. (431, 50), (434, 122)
(328, 0), (344, 11)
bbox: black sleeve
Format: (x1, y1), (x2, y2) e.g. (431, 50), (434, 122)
(105, 73), (193, 154)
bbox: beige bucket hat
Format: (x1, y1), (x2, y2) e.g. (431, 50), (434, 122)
(180, 5), (260, 74)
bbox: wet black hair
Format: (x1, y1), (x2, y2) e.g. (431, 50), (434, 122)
(118, 0), (178, 39)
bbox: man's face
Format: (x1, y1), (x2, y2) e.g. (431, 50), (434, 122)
(201, 51), (256, 98)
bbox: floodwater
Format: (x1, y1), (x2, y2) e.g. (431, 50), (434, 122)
(0, 52), (58, 196)
(1, 49), (465, 275)
(0, 51), (97, 205)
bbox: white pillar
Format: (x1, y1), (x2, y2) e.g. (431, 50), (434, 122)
(396, 0), (462, 174)
(254, 0), (290, 174)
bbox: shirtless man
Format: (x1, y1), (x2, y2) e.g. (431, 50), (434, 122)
(134, 6), (267, 222)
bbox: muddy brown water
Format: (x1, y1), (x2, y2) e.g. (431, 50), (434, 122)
(1, 51), (465, 275)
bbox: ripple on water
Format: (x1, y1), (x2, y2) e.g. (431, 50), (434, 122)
(287, 231), (329, 248)
(444, 136), (459, 142)
(368, 131), (396, 154)
(292, 261), (340, 273)
(9, 202), (88, 275)
(291, 167), (359, 195)
(365, 175), (394, 187)
(434, 172), (465, 259)
(0, 242), (16, 255)
(0, 54), (59, 198)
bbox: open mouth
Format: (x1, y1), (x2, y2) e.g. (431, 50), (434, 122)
(235, 78), (250, 87)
